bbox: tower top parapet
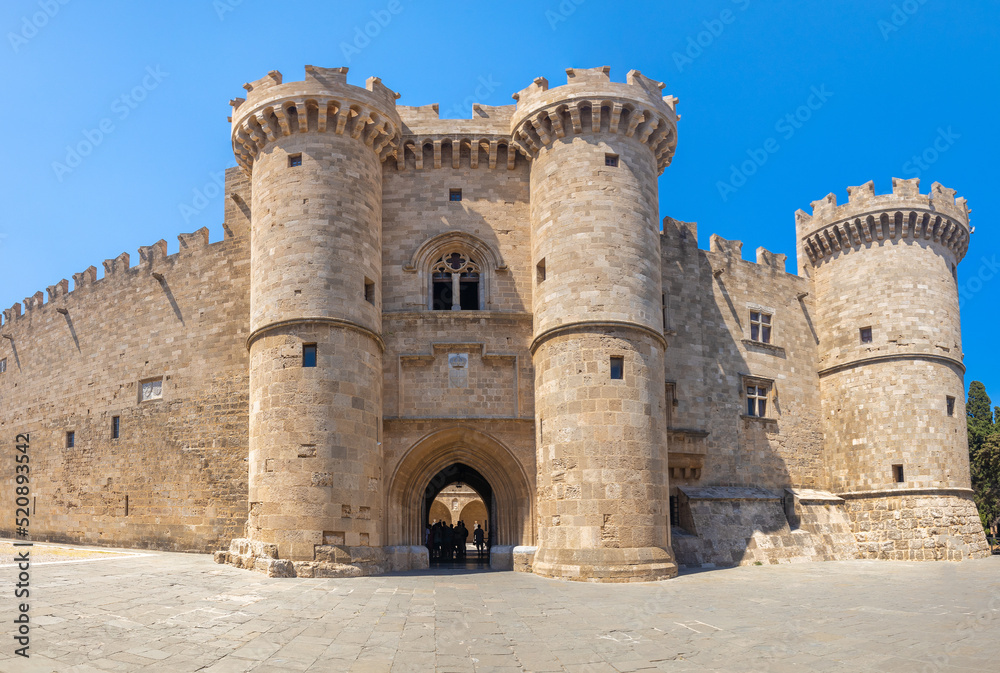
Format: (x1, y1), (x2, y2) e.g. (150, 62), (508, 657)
(795, 178), (971, 267)
(509, 66), (679, 173)
(229, 66), (401, 173)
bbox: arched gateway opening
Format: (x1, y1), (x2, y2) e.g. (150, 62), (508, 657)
(424, 464), (492, 566)
(385, 426), (534, 563)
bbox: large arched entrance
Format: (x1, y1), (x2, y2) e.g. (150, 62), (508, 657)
(384, 426), (534, 555)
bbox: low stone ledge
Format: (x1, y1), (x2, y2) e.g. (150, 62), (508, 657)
(490, 545), (515, 570)
(512, 545), (538, 573)
(384, 545), (429, 572)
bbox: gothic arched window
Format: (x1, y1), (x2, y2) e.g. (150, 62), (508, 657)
(431, 251), (481, 311)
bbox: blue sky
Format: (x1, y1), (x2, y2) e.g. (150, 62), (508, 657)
(1, 0), (998, 399)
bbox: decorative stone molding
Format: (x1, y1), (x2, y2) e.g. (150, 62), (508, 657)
(230, 66), (402, 173)
(510, 67), (679, 174)
(395, 134), (527, 171)
(796, 178), (971, 265)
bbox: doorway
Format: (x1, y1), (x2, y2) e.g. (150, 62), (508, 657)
(423, 463), (494, 569)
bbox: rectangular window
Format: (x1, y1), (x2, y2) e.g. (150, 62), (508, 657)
(536, 259), (546, 283)
(610, 356), (624, 380)
(749, 311), (772, 344)
(432, 274), (452, 310)
(669, 495), (679, 527)
(746, 384), (769, 417)
(364, 278), (375, 305)
(947, 396), (956, 416)
(288, 153), (302, 167)
(140, 379), (163, 402)
(605, 153), (619, 167)
(302, 344), (317, 368)
(0, 357), (6, 373)
(860, 327), (873, 344)
(459, 275), (480, 310)
(893, 464), (905, 483)
(449, 189), (462, 202)
(66, 431), (75, 448)
(111, 416), (120, 439)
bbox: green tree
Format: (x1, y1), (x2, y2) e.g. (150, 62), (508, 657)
(967, 381), (999, 533)
(972, 433), (1000, 535)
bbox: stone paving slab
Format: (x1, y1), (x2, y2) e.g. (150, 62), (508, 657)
(0, 542), (998, 672)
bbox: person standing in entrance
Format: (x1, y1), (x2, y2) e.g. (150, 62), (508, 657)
(473, 523), (485, 558)
(456, 521), (469, 559)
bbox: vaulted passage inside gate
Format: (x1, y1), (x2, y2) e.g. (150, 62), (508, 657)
(424, 463), (493, 567)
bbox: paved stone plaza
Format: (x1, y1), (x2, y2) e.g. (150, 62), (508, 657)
(1, 542), (999, 672)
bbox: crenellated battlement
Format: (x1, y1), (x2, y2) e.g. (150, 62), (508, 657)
(510, 66), (679, 173)
(0, 228), (227, 330)
(392, 104), (525, 171)
(230, 66), (402, 173)
(795, 178), (971, 266)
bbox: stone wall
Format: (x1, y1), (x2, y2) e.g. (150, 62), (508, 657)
(660, 219), (824, 494)
(0, 170), (252, 552)
(844, 491), (990, 560)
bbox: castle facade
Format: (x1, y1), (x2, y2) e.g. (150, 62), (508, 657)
(0, 66), (989, 582)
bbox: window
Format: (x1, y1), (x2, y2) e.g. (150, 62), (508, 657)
(605, 153), (619, 167)
(536, 259), (546, 283)
(947, 396), (956, 416)
(746, 384), (769, 417)
(893, 464), (905, 483)
(66, 431), (75, 448)
(364, 278), (375, 305)
(860, 327), (873, 344)
(449, 189), (462, 202)
(749, 311), (772, 344)
(0, 357), (5, 373)
(140, 379), (162, 402)
(669, 495), (679, 527)
(288, 153), (302, 167)
(610, 356), (624, 380)
(111, 416), (120, 439)
(302, 344), (317, 368)
(431, 252), (480, 311)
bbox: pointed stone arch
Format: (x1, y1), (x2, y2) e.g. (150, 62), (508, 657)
(384, 425), (534, 547)
(403, 231), (508, 310)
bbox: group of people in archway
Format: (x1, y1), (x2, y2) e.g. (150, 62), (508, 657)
(427, 520), (489, 561)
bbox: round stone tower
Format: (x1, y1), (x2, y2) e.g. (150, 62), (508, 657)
(229, 66), (400, 574)
(512, 67), (680, 581)
(797, 178), (989, 560)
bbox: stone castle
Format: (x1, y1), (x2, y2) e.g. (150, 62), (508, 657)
(0, 65), (989, 582)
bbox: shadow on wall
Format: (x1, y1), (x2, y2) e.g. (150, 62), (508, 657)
(661, 218), (859, 569)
